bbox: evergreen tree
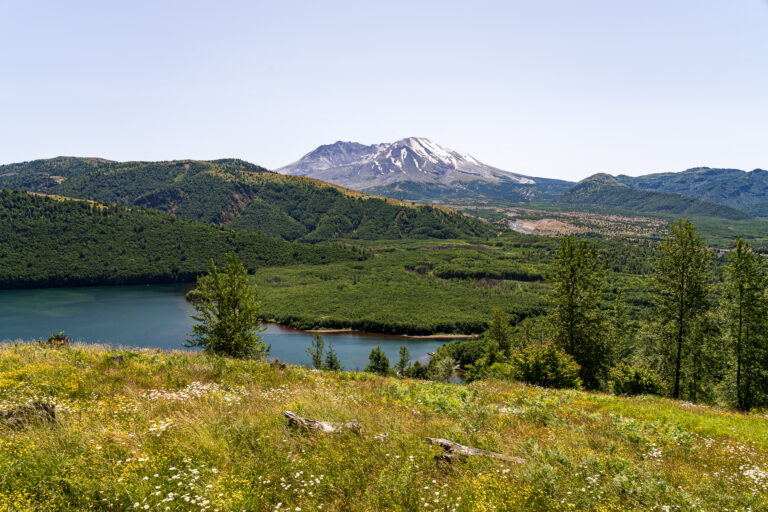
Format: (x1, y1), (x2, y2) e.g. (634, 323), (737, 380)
(306, 333), (325, 369)
(548, 235), (608, 389)
(488, 308), (513, 358)
(611, 290), (634, 362)
(725, 238), (768, 410)
(185, 252), (267, 358)
(394, 345), (411, 376)
(652, 219), (710, 399)
(324, 343), (343, 371)
(364, 346), (391, 375)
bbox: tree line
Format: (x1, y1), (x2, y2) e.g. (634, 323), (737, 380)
(181, 218), (768, 412)
(432, 219), (768, 411)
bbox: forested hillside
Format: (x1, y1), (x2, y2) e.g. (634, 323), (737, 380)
(557, 173), (752, 220)
(0, 157), (494, 241)
(0, 190), (360, 289)
(618, 167), (768, 216)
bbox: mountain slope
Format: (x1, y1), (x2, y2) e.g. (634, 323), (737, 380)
(0, 189), (358, 289)
(0, 157), (494, 241)
(617, 167), (768, 217)
(558, 173), (753, 220)
(277, 137), (573, 201)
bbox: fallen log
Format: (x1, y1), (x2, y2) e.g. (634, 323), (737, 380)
(283, 411), (361, 435)
(425, 437), (524, 464)
(0, 402), (58, 428)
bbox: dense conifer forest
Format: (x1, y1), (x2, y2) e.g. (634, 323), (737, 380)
(0, 190), (360, 289)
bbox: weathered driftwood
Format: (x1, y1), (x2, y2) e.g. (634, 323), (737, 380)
(283, 411), (361, 435)
(425, 437), (524, 464)
(0, 402), (58, 427)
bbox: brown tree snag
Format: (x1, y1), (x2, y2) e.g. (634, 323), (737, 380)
(283, 411), (362, 435)
(425, 437), (524, 464)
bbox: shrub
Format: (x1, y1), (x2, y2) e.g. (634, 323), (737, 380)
(403, 360), (428, 379)
(510, 342), (582, 389)
(427, 356), (456, 383)
(609, 363), (664, 396)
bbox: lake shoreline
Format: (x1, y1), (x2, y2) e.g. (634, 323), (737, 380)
(305, 329), (476, 340)
(269, 324), (477, 340)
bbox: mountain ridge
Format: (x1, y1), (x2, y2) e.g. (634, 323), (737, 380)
(277, 137), (572, 201)
(557, 173), (752, 220)
(617, 167), (768, 216)
(0, 157), (494, 242)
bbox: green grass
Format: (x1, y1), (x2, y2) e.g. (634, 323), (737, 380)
(1, 343), (767, 511)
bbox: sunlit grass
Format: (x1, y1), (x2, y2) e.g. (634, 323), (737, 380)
(1, 342), (766, 511)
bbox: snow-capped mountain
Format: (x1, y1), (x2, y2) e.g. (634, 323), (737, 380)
(276, 137), (570, 201)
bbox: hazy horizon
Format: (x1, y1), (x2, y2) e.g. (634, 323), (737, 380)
(1, 1), (767, 180)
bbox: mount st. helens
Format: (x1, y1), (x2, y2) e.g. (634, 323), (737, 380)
(277, 137), (572, 202)
(0, 157), (494, 242)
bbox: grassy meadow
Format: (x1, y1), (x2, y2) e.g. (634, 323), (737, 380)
(1, 343), (767, 511)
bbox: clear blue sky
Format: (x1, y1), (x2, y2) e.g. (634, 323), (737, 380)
(1, 0), (766, 180)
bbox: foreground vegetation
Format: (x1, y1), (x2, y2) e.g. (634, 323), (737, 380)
(1, 343), (767, 511)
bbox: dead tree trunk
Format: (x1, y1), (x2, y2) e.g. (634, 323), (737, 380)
(425, 437), (524, 464)
(0, 402), (58, 428)
(283, 411), (361, 435)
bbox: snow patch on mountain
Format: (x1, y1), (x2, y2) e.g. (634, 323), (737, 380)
(277, 137), (536, 190)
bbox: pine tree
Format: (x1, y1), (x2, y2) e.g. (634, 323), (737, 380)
(548, 235), (608, 389)
(611, 290), (633, 362)
(725, 238), (768, 410)
(185, 253), (267, 358)
(364, 346), (391, 375)
(488, 308), (513, 358)
(306, 333), (325, 369)
(324, 343), (343, 371)
(652, 219), (710, 399)
(394, 345), (411, 376)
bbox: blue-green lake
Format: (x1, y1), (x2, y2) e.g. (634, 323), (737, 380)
(0, 284), (447, 370)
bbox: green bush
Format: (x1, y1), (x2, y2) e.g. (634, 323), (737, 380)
(609, 363), (664, 396)
(509, 343), (582, 389)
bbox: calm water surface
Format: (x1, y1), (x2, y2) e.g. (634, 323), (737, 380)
(0, 284), (447, 370)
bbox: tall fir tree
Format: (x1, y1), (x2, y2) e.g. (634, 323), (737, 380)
(652, 219), (710, 399)
(394, 346), (411, 376)
(306, 333), (325, 369)
(725, 238), (768, 410)
(324, 343), (343, 371)
(548, 235), (609, 389)
(488, 308), (513, 358)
